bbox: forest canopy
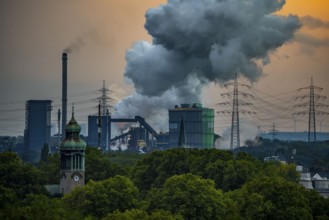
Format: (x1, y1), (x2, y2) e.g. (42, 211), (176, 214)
(0, 147), (328, 219)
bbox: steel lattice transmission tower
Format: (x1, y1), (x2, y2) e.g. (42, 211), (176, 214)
(294, 77), (329, 143)
(230, 75), (240, 150)
(218, 75), (255, 150)
(308, 78), (316, 142)
(99, 80), (111, 116)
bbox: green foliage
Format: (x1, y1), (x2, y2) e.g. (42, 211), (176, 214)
(107, 151), (146, 168)
(104, 209), (183, 220)
(131, 148), (233, 192)
(0, 185), (17, 209)
(131, 148), (302, 194)
(220, 159), (260, 191)
(64, 175), (139, 218)
(85, 147), (127, 182)
(39, 152), (60, 184)
(262, 162), (300, 183)
(0, 152), (48, 199)
(236, 139), (329, 173)
(12, 194), (81, 220)
(147, 174), (238, 220)
(230, 176), (313, 220)
(103, 209), (148, 220)
(302, 189), (329, 219)
(1, 147), (328, 219)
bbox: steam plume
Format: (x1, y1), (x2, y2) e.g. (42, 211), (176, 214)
(114, 0), (300, 129)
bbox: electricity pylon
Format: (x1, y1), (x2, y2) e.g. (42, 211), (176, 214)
(294, 77), (329, 142)
(218, 74), (255, 150)
(97, 80), (115, 116)
(230, 75), (240, 150)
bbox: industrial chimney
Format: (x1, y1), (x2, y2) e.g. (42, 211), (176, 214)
(62, 53), (68, 139)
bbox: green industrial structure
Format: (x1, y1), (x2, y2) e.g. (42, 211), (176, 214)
(169, 103), (214, 149)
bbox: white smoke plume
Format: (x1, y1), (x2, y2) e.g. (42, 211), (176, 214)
(114, 0), (300, 130)
(217, 119), (259, 149)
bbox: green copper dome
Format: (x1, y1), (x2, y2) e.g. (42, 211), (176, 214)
(66, 116), (81, 133)
(60, 109), (86, 150)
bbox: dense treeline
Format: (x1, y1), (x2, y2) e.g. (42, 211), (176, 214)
(0, 147), (328, 219)
(240, 138), (329, 173)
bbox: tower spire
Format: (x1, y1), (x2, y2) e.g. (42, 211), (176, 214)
(72, 103), (75, 119)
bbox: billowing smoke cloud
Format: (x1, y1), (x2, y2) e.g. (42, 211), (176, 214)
(300, 16), (329, 29)
(114, 74), (204, 131)
(114, 0), (300, 130)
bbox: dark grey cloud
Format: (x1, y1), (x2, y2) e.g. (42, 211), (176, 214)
(115, 0), (300, 128)
(125, 0), (300, 96)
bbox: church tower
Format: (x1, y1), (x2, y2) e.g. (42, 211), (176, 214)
(60, 106), (86, 195)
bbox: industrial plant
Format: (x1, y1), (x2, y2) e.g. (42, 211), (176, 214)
(18, 53), (220, 159)
(15, 52), (329, 160)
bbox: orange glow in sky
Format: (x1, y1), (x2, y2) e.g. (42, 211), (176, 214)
(0, 0), (328, 136)
(280, 0), (329, 20)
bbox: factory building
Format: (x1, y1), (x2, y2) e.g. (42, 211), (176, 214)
(169, 103), (214, 149)
(24, 100), (52, 161)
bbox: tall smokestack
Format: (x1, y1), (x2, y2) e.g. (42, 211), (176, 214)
(62, 53), (68, 139)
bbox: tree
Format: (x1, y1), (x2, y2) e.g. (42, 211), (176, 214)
(229, 176), (312, 220)
(10, 194), (81, 220)
(0, 185), (17, 215)
(104, 209), (183, 220)
(147, 174), (238, 220)
(302, 189), (329, 219)
(0, 152), (48, 199)
(220, 159), (259, 191)
(131, 148), (233, 192)
(64, 175), (139, 218)
(39, 152), (60, 184)
(262, 162), (300, 183)
(85, 147), (127, 182)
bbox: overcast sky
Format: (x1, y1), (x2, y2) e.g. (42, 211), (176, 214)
(1, 0), (329, 137)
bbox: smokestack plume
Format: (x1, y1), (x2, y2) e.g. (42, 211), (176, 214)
(62, 52), (68, 138)
(114, 0), (301, 130)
